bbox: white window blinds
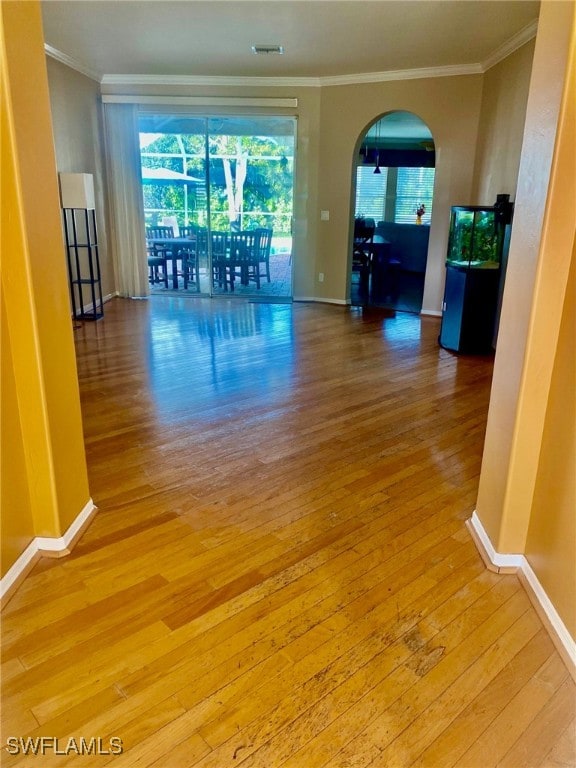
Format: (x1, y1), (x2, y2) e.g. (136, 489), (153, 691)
(355, 166), (388, 221)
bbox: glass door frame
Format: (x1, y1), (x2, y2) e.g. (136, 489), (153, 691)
(139, 110), (296, 300)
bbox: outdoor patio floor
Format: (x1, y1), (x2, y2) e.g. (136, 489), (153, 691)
(151, 252), (292, 299)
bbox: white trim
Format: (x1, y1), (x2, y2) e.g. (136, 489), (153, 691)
(520, 560), (576, 675)
(0, 540), (40, 601)
(44, 44), (101, 82)
(321, 63), (483, 87)
(468, 511), (524, 569)
(420, 309), (443, 317)
(102, 74), (315, 89)
(293, 297), (348, 305)
(102, 95), (298, 108)
(0, 499), (97, 602)
(100, 64), (484, 89)
(467, 510), (576, 679)
(36, 499), (96, 553)
(482, 20), (538, 72)
(77, 292), (116, 318)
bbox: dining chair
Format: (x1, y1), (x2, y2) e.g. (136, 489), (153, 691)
(175, 226), (200, 291)
(210, 231), (232, 291)
(146, 226), (175, 288)
(146, 243), (169, 287)
(352, 217), (375, 279)
(254, 227), (273, 282)
(230, 231), (260, 290)
(146, 225), (175, 240)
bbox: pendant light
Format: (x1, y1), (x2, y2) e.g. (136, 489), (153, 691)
(373, 118), (381, 175)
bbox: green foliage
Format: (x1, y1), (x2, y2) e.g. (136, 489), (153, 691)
(140, 131), (294, 235)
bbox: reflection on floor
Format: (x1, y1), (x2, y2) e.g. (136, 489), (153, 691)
(151, 252), (292, 299)
(351, 268), (425, 314)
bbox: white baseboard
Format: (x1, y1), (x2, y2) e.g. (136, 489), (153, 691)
(80, 292), (116, 316)
(467, 511), (524, 572)
(293, 297), (349, 305)
(467, 511), (576, 681)
(0, 499), (97, 605)
(72, 292), (116, 320)
(420, 309), (443, 317)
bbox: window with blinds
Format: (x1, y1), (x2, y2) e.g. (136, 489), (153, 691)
(355, 165), (435, 225)
(355, 166), (388, 220)
(394, 167), (435, 224)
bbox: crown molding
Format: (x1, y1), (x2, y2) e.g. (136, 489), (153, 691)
(44, 44), (101, 82)
(320, 63), (483, 87)
(481, 19), (538, 72)
(101, 63), (484, 89)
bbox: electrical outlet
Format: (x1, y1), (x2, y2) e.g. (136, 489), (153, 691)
(320, 210), (330, 221)
(318, 272), (324, 282)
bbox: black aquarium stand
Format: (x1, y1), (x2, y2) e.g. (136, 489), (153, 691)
(440, 265), (500, 354)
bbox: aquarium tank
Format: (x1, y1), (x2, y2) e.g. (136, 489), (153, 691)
(446, 206), (501, 269)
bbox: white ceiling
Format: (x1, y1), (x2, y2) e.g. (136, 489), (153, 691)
(41, 0), (540, 83)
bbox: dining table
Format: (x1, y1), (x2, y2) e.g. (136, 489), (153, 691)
(147, 236), (196, 289)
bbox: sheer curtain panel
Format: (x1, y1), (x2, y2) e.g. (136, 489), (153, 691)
(103, 103), (149, 297)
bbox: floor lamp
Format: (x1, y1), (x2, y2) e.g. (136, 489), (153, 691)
(59, 173), (103, 321)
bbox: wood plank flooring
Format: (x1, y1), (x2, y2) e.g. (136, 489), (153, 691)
(2, 296), (574, 767)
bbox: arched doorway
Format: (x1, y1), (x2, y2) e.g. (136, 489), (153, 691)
(350, 111), (435, 312)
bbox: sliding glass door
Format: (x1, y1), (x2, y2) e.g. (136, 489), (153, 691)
(139, 114), (295, 299)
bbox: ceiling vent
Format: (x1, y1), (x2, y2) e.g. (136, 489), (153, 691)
(251, 45), (284, 55)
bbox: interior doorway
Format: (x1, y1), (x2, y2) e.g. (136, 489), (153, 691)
(350, 111), (435, 313)
(139, 114), (295, 300)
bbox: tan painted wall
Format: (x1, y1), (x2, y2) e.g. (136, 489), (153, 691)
(315, 76), (484, 312)
(475, 0), (575, 639)
(476, 0), (575, 554)
(1, 0), (91, 576)
(46, 58), (114, 299)
(526, 246), (576, 637)
(472, 39), (535, 204)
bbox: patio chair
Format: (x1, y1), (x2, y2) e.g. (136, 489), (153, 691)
(146, 243), (169, 287)
(174, 225), (200, 291)
(146, 225), (175, 288)
(146, 225), (175, 240)
(230, 230), (260, 290)
(254, 227), (273, 282)
(211, 231), (232, 291)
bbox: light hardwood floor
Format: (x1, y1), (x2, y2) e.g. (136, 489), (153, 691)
(2, 297), (574, 767)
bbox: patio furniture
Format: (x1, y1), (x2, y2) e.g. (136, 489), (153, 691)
(146, 228), (199, 289)
(230, 230), (260, 290)
(254, 227), (273, 282)
(211, 231), (232, 291)
(146, 226), (175, 288)
(147, 243), (169, 287)
(176, 226), (200, 291)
